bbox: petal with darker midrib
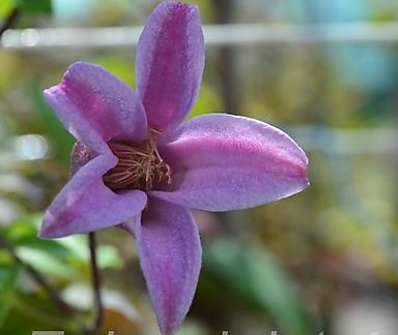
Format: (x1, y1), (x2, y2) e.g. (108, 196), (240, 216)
(153, 114), (310, 211)
(136, 1), (205, 132)
(130, 196), (202, 335)
(40, 151), (147, 239)
(43, 62), (147, 153)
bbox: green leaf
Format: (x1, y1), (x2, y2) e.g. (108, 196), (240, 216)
(58, 235), (123, 270)
(16, 0), (52, 14)
(0, 303), (12, 329)
(0, 250), (13, 266)
(0, 264), (19, 293)
(16, 247), (76, 279)
(2, 215), (123, 283)
(203, 239), (317, 335)
(2, 213), (41, 242)
(0, 264), (20, 327)
(0, 0), (14, 18)
(97, 245), (123, 269)
(1, 292), (82, 334)
(2, 214), (72, 262)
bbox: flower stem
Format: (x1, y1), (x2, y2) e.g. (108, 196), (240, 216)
(87, 232), (104, 335)
(0, 7), (21, 37)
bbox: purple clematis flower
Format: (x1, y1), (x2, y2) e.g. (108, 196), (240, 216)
(40, 1), (309, 334)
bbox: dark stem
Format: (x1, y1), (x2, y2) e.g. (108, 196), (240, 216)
(212, 0), (240, 116)
(0, 236), (73, 315)
(0, 7), (21, 37)
(87, 232), (104, 335)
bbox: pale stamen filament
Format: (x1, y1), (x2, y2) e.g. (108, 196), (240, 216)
(103, 130), (172, 191)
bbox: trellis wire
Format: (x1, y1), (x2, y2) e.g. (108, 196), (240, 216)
(2, 22), (398, 50)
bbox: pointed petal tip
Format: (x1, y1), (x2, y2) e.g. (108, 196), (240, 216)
(39, 207), (76, 240)
(38, 224), (51, 240)
(42, 85), (58, 99)
(44, 61), (148, 147)
(297, 174), (311, 193)
(39, 213), (63, 239)
(134, 197), (201, 335)
(155, 114), (310, 211)
(300, 152), (311, 187)
(168, 2), (201, 23)
(277, 170), (310, 202)
(158, 0), (199, 11)
(160, 325), (178, 335)
(42, 87), (51, 96)
(38, 227), (58, 240)
(39, 152), (148, 240)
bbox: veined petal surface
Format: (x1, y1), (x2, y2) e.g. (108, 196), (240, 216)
(43, 62), (147, 153)
(132, 197), (201, 335)
(153, 114), (309, 211)
(40, 151), (147, 238)
(136, 1), (205, 131)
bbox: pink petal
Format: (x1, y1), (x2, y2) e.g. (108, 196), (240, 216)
(131, 197), (201, 335)
(136, 1), (205, 131)
(153, 114), (310, 211)
(44, 62), (147, 153)
(40, 151), (147, 239)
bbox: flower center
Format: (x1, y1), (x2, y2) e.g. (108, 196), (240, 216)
(103, 131), (171, 192)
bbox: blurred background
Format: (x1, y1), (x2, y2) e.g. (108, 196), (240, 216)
(1, 0), (398, 334)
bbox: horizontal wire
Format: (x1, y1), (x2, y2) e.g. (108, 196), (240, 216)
(2, 22), (398, 50)
(288, 126), (398, 155)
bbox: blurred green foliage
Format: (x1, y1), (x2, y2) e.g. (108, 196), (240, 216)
(0, 214), (125, 334)
(17, 0), (52, 14)
(202, 239), (317, 335)
(0, 0), (51, 17)
(0, 0), (14, 18)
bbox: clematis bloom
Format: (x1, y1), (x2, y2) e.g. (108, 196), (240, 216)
(40, 1), (310, 334)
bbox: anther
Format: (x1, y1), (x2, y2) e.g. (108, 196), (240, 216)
(103, 131), (172, 192)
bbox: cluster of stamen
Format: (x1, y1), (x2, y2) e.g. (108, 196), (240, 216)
(103, 131), (172, 192)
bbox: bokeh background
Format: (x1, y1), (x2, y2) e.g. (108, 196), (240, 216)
(1, 0), (398, 334)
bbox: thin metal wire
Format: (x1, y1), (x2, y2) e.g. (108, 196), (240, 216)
(2, 22), (398, 50)
(289, 126), (398, 155)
